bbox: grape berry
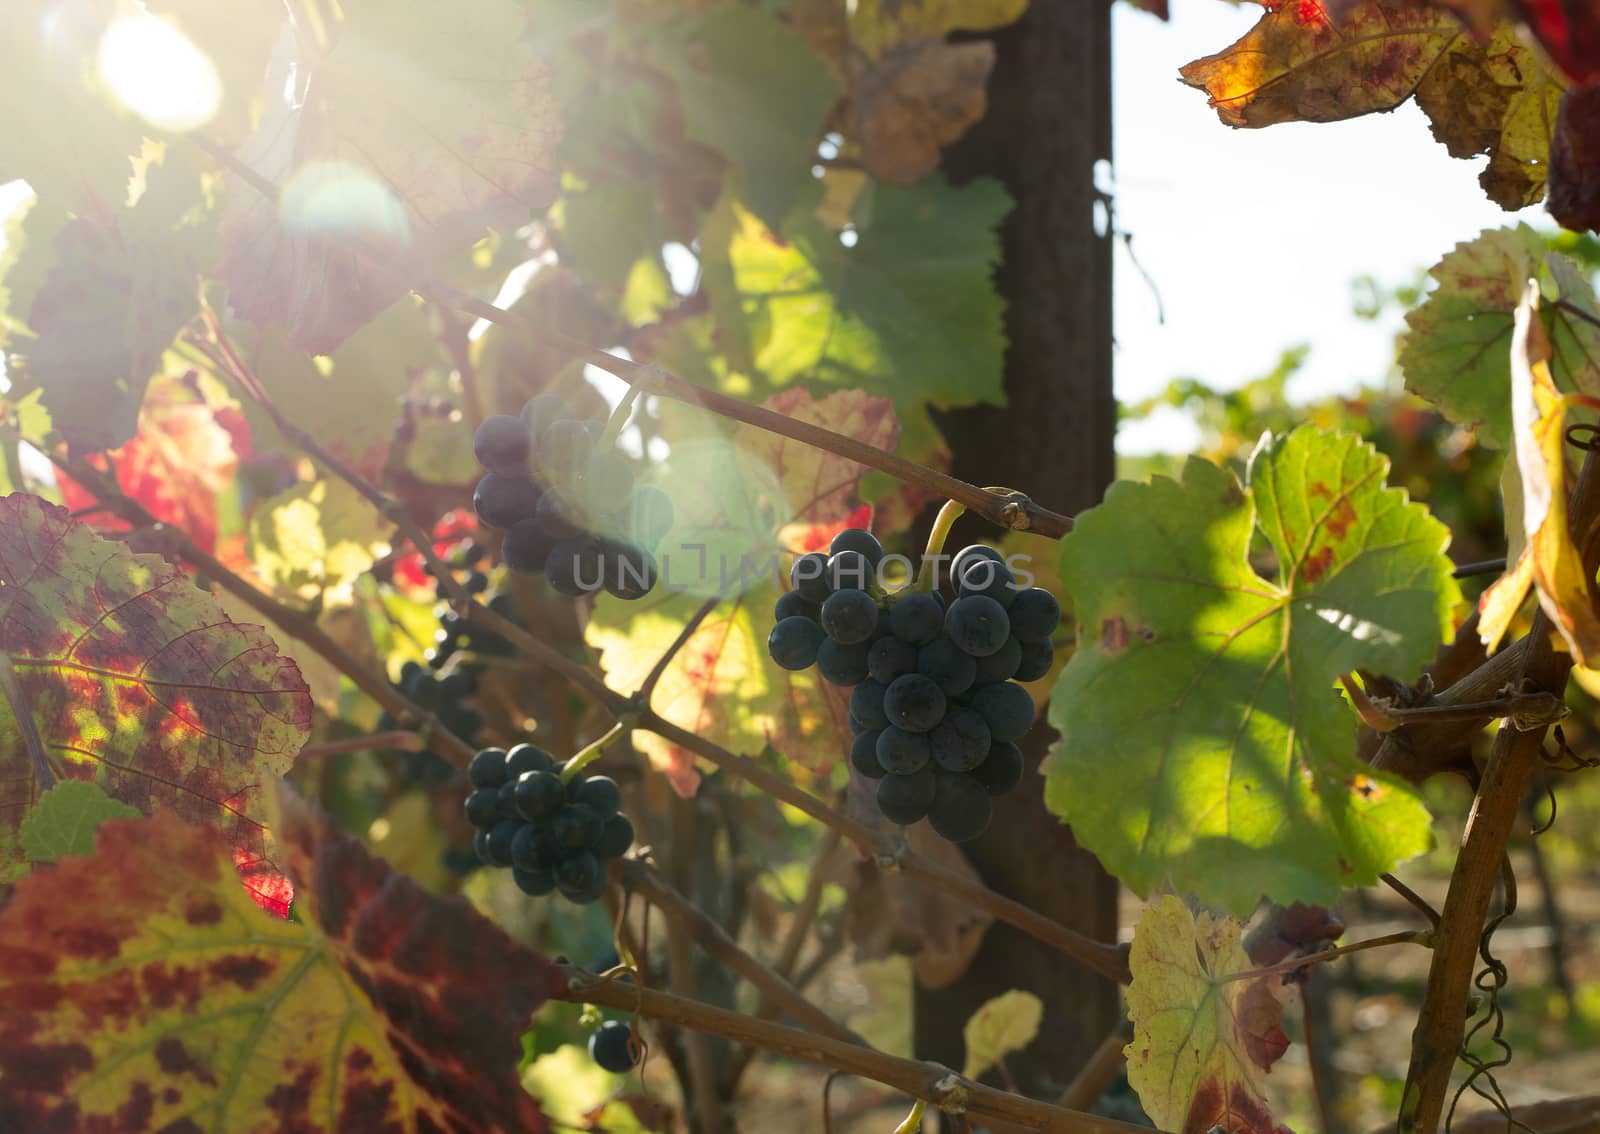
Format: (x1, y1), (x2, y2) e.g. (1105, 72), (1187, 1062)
(470, 398), (672, 600)
(767, 529), (1059, 843)
(589, 1019), (640, 1073)
(464, 743), (635, 905)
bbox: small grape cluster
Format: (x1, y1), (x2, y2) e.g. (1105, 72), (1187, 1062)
(375, 553), (524, 784)
(471, 394), (673, 599)
(767, 530), (1059, 843)
(464, 743), (636, 905)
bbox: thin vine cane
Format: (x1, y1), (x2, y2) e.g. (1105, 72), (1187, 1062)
(554, 967), (1151, 1134)
(438, 287), (1075, 539)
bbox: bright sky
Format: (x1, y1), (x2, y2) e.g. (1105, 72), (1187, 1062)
(1, 1), (1549, 459)
(1112, 0), (1542, 452)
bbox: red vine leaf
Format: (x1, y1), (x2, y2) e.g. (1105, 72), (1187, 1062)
(1517, 0), (1600, 84)
(1550, 82), (1600, 233)
(1180, 2), (1462, 128)
(1181, 3), (1569, 211)
(56, 376), (246, 556)
(0, 494), (310, 902)
(0, 788), (560, 1132)
(589, 388), (898, 793)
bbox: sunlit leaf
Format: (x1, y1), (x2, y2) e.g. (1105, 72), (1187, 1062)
(588, 388), (895, 792)
(1400, 226), (1600, 447)
(25, 152), (213, 452)
(1046, 427), (1458, 913)
(1480, 282), (1600, 660)
(1180, 1), (1461, 129)
(0, 193), (69, 347)
(249, 477), (392, 602)
(220, 0), (562, 352)
(0, 789), (560, 1132)
(55, 375), (245, 555)
(960, 990), (1042, 1080)
(230, 298), (442, 473)
(1415, 26), (1568, 210)
(0, 494), (310, 898)
(1125, 896), (1292, 1134)
(18, 779), (139, 864)
(703, 175), (1011, 414)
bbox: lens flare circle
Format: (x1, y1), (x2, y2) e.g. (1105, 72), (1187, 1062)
(97, 14), (221, 133)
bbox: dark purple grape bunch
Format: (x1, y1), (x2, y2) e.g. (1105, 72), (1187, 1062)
(471, 394), (674, 600)
(767, 530), (1060, 843)
(464, 743), (636, 905)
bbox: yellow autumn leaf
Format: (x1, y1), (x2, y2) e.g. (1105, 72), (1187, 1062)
(1125, 896), (1291, 1134)
(960, 989), (1042, 1080)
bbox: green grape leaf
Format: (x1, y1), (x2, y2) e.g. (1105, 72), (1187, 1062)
(231, 298), (442, 471)
(0, 787), (560, 1132)
(248, 478), (393, 602)
(1046, 427), (1458, 914)
(1400, 226), (1600, 448)
(646, 4), (839, 228)
(0, 192), (69, 347)
(220, 0), (562, 352)
(587, 388), (896, 794)
(18, 780), (139, 864)
(26, 152), (214, 452)
(702, 175), (1011, 413)
(960, 990), (1043, 1080)
(0, 494), (311, 902)
(1124, 896), (1291, 1134)
(0, 0), (145, 211)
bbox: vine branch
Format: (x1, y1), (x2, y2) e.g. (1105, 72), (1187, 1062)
(554, 968), (1151, 1134)
(617, 858), (862, 1047)
(1221, 930), (1432, 986)
(1397, 445), (1600, 1134)
(640, 709), (1132, 985)
(443, 289), (1073, 538)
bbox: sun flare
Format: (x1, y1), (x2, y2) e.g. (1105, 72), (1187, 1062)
(96, 14), (220, 133)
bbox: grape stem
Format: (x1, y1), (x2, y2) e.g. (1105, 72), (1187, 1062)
(1219, 929), (1433, 986)
(912, 499), (966, 595)
(893, 1099), (927, 1133)
(561, 721), (631, 783)
(598, 382), (646, 450)
(298, 731), (425, 759)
